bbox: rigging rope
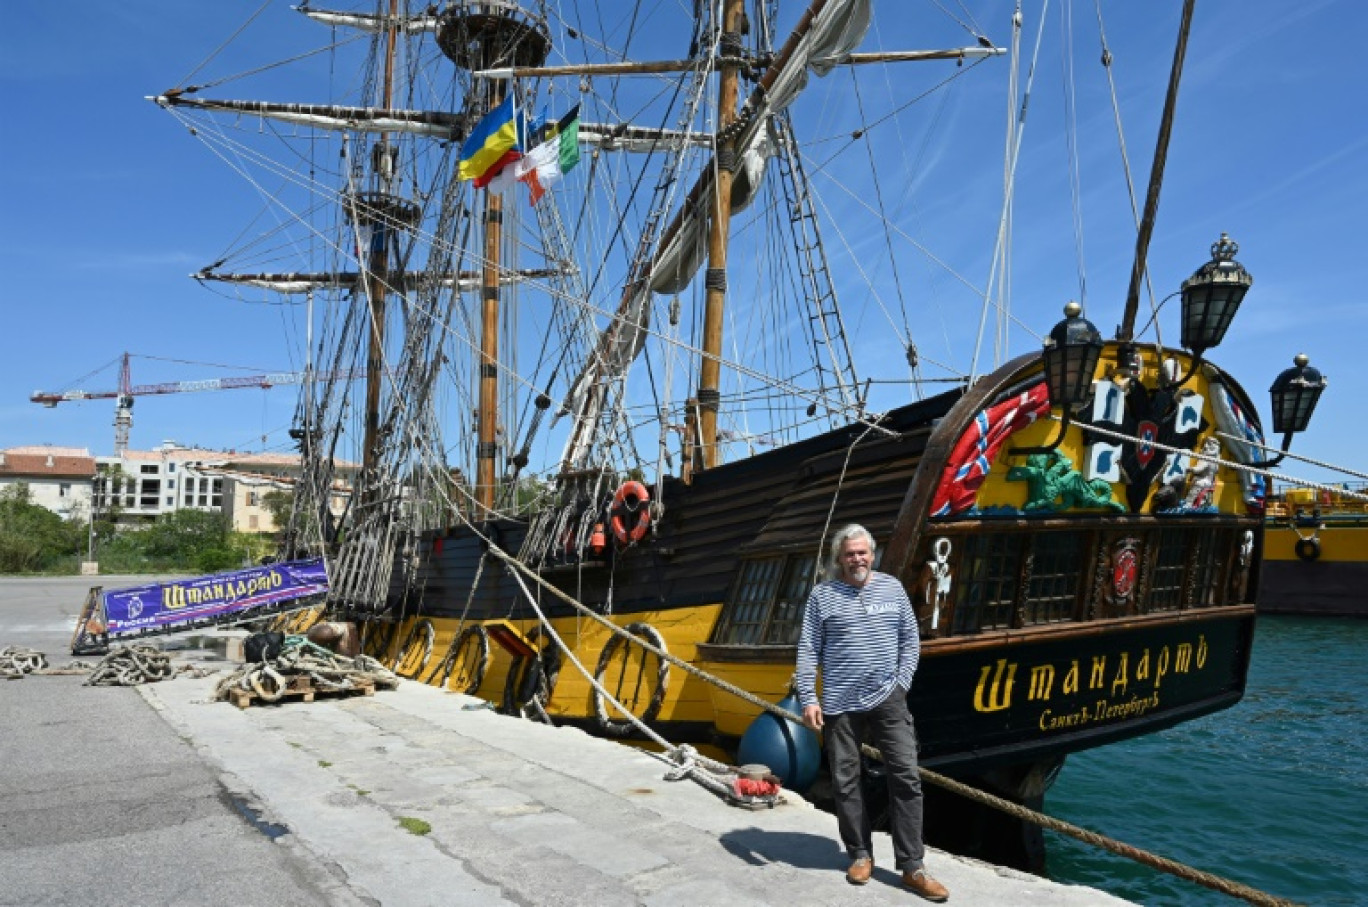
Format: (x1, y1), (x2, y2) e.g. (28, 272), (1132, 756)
(1093, 0), (1163, 352)
(498, 545), (775, 807)
(970, 0), (1049, 385)
(472, 527), (1293, 906)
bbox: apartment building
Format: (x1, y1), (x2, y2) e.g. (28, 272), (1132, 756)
(93, 442), (356, 534)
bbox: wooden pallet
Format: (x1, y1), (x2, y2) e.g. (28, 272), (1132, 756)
(228, 674), (376, 709)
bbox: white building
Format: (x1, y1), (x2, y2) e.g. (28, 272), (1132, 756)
(0, 446), (96, 520)
(94, 442), (226, 524)
(94, 441), (357, 534)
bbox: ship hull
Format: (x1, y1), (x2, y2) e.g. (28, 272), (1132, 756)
(343, 342), (1265, 872)
(1259, 518), (1368, 616)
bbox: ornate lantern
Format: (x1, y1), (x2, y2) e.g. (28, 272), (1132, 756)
(1042, 301), (1104, 408)
(1256, 354), (1327, 467)
(1012, 302), (1102, 455)
(1180, 233), (1252, 357)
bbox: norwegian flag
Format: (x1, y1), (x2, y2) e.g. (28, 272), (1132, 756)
(930, 382), (1051, 517)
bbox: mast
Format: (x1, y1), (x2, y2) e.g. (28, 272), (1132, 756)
(694, 0), (747, 472)
(435, 2), (552, 516)
(477, 84), (506, 516)
(361, 0), (402, 491)
(555, 0), (883, 476)
(1117, 0), (1196, 342)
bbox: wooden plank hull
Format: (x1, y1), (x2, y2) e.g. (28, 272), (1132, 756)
(364, 342), (1265, 781)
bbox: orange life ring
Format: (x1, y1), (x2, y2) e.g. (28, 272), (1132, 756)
(610, 480), (651, 546)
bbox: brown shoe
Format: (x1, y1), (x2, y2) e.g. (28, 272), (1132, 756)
(902, 869), (949, 902)
(846, 857), (874, 885)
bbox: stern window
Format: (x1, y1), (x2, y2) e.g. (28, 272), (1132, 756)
(1024, 532), (1084, 624)
(1149, 529), (1187, 611)
(954, 533), (1019, 633)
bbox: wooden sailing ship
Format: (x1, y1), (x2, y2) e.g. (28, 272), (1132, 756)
(153, 0), (1315, 869)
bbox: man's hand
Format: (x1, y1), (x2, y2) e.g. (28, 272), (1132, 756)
(801, 703), (824, 731)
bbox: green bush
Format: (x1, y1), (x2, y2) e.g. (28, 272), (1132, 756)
(0, 492), (268, 576)
(0, 485), (85, 573)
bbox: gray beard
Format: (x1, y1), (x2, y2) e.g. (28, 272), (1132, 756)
(845, 566), (870, 585)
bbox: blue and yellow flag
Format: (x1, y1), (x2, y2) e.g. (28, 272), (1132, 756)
(459, 94), (522, 187)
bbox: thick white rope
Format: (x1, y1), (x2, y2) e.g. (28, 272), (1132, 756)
(1057, 416), (1368, 503)
(1214, 431), (1368, 485)
(499, 557), (740, 798)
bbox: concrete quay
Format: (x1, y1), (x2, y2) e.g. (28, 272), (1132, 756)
(0, 575), (1131, 906)
(139, 665), (1130, 906)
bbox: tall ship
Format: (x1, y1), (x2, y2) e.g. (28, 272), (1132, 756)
(153, 0), (1326, 868)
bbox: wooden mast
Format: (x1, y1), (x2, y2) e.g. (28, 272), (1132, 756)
(476, 81), (505, 517)
(430, 2), (551, 516)
(1117, 0), (1197, 342)
(694, 0), (746, 472)
(361, 0), (402, 489)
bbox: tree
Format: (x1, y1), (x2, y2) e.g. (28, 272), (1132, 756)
(136, 509), (235, 572)
(0, 483), (85, 573)
(262, 489), (293, 529)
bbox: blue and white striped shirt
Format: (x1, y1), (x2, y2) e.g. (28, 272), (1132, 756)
(794, 571), (920, 715)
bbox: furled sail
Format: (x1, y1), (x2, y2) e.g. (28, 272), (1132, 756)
(152, 96), (467, 139)
(195, 269), (567, 295)
(296, 6), (439, 33)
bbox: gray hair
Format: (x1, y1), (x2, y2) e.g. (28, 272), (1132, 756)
(825, 523), (875, 579)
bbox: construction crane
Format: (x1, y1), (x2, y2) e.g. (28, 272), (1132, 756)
(31, 352), (362, 453)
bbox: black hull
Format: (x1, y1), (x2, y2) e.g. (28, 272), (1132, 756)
(1258, 559), (1368, 617)
(367, 346), (1263, 872)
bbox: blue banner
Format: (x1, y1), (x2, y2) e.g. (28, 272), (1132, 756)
(102, 558), (329, 635)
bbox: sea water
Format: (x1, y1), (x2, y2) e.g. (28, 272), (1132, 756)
(1045, 615), (1368, 906)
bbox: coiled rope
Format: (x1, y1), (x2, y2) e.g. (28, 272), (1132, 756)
(84, 644), (206, 687)
(479, 539), (1294, 907)
(1, 646), (48, 678)
(497, 554), (776, 808)
(213, 636), (399, 703)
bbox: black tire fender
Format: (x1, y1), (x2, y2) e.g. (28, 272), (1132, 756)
(592, 622), (670, 736)
(428, 625), (490, 694)
(502, 625), (562, 716)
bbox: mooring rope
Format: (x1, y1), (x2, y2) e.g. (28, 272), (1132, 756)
(1056, 415), (1368, 504)
(866, 746), (1300, 907)
(476, 539), (1295, 906)
(85, 645), (178, 687)
(1215, 430), (1368, 484)
(0, 646), (48, 678)
(498, 553), (773, 807)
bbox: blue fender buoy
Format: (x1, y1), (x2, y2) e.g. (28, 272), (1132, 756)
(736, 693), (821, 792)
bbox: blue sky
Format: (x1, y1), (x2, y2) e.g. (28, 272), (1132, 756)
(2, 1), (1365, 488)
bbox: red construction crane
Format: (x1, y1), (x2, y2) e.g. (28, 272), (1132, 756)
(31, 352), (361, 453)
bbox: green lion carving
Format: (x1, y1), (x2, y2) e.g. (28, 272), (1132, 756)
(1006, 451), (1124, 513)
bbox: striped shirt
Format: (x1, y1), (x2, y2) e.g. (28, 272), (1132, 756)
(794, 571), (920, 716)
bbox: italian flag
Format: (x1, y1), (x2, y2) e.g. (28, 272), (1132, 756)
(516, 105), (580, 204)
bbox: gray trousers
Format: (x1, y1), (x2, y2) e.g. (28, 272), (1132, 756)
(825, 686), (925, 872)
